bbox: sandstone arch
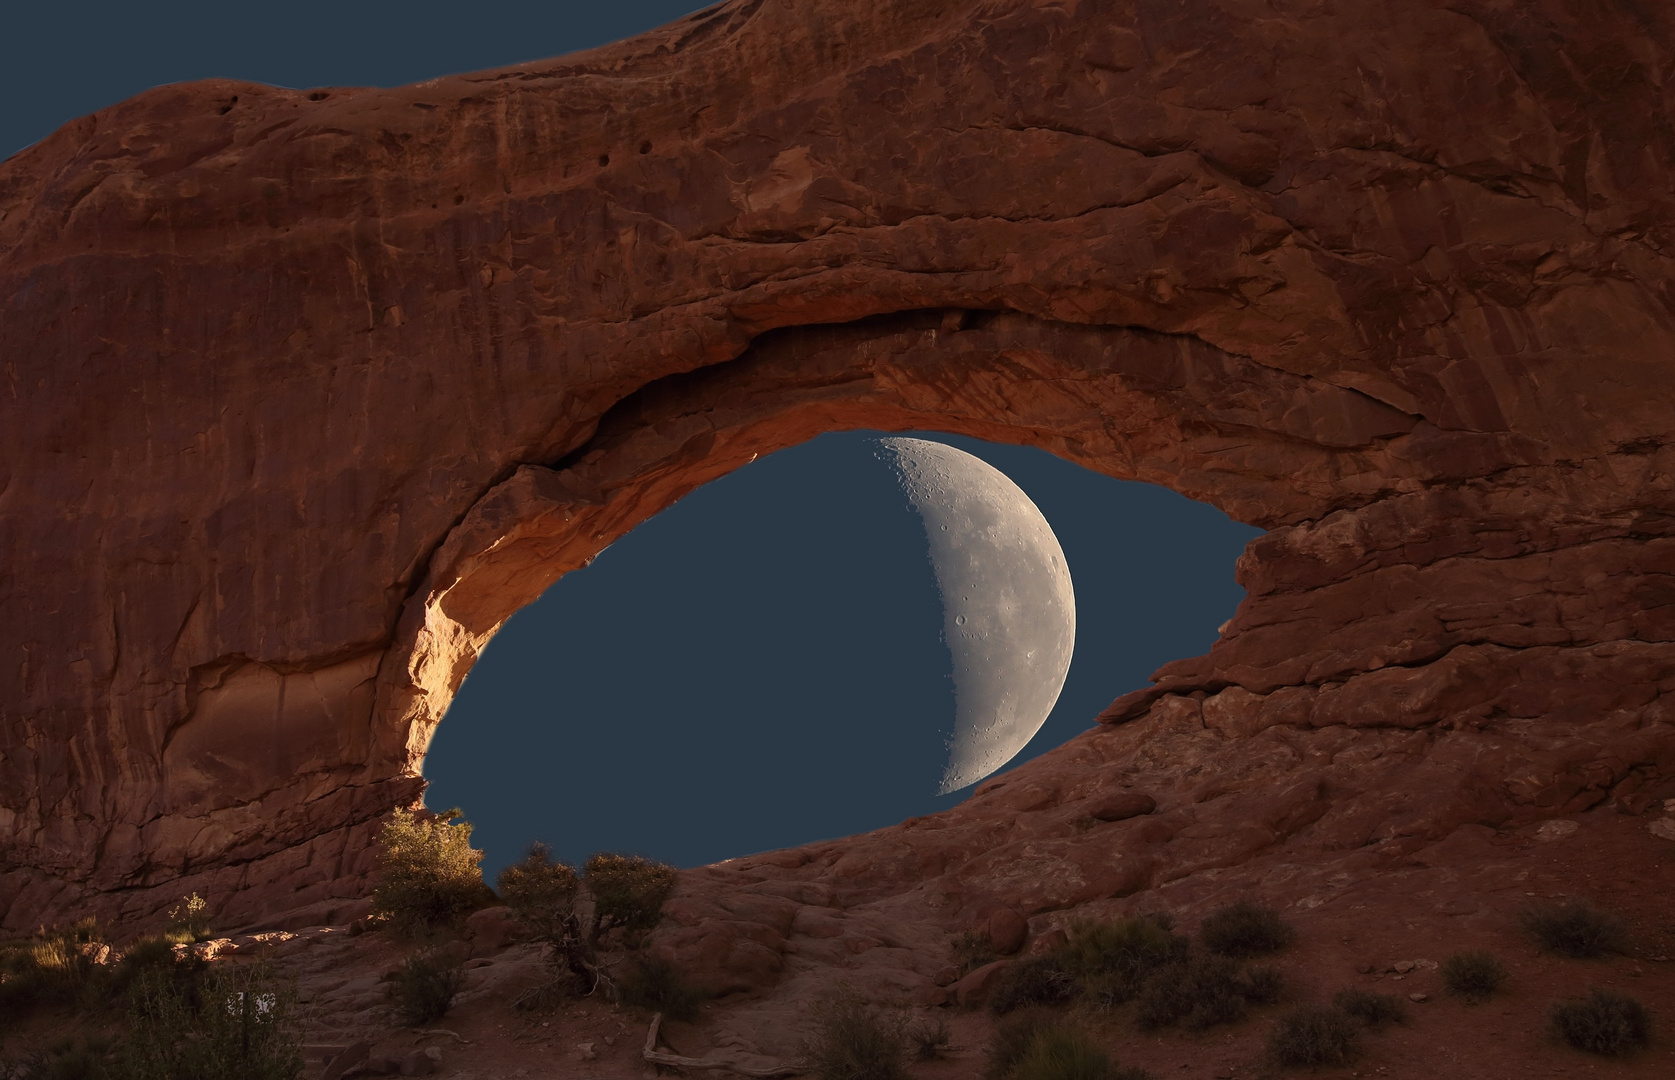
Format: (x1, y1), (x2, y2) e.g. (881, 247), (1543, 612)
(3, 0), (1674, 934)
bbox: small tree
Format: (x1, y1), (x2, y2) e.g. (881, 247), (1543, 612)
(584, 853), (677, 939)
(497, 844), (598, 1005)
(370, 808), (486, 934)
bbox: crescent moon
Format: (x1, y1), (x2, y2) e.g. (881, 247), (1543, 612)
(877, 437), (1076, 794)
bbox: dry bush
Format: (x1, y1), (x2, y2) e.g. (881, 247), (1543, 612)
(952, 928), (998, 974)
(906, 1014), (952, 1061)
(1134, 954), (1280, 1032)
(1198, 901), (1295, 959)
(1441, 950), (1507, 1001)
(119, 962), (302, 1080)
(391, 948), (466, 1027)
(802, 987), (906, 1080)
(1267, 1004), (1361, 1068)
(1520, 900), (1629, 959)
(0, 920), (116, 1017)
(584, 853), (677, 936)
(990, 955), (1079, 1015)
(1056, 915), (1190, 1005)
(1332, 988), (1407, 1028)
(1550, 989), (1651, 1056)
(619, 954), (707, 1022)
(370, 809), (488, 935)
(984, 1011), (1155, 1080)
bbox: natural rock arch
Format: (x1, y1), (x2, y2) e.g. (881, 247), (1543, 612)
(2, 0), (1674, 934)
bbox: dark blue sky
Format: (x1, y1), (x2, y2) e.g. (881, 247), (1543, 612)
(7, 3), (1262, 877)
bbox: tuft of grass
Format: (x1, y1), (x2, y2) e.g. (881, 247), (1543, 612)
(619, 954), (707, 1023)
(803, 987), (907, 1080)
(370, 808), (489, 936)
(987, 1009), (1063, 1080)
(1441, 950), (1507, 1001)
(1198, 901), (1295, 959)
(906, 1015), (952, 1061)
(1550, 989), (1651, 1056)
(390, 948), (466, 1027)
(584, 853), (677, 936)
(952, 928), (998, 974)
(1519, 900), (1629, 959)
(1267, 1004), (1361, 1068)
(1332, 988), (1407, 1028)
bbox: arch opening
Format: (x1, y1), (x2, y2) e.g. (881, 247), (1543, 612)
(422, 428), (1260, 879)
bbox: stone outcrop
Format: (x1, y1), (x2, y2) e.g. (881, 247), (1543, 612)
(2, 0), (1674, 937)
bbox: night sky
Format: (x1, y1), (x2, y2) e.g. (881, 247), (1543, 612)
(8, 2), (1263, 879)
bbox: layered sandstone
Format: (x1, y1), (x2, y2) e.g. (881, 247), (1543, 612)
(2, 0), (1674, 942)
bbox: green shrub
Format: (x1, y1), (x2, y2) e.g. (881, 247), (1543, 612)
(496, 844), (579, 942)
(1134, 954), (1274, 1031)
(1056, 916), (1190, 1005)
(990, 955), (1078, 1015)
(1520, 900), (1628, 959)
(584, 853), (677, 935)
(984, 1012), (1155, 1080)
(370, 808), (487, 935)
(906, 1015), (952, 1061)
(118, 962), (302, 1080)
(1199, 901), (1295, 958)
(163, 894), (211, 944)
(1550, 989), (1651, 1056)
(802, 987), (906, 1080)
(619, 954), (707, 1023)
(986, 1009), (1062, 1080)
(1331, 988), (1407, 1028)
(391, 948), (466, 1027)
(1441, 950), (1507, 1001)
(1267, 1004), (1360, 1068)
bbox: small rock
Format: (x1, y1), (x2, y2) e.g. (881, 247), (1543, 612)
(422, 1047), (443, 1063)
(1536, 819), (1580, 842)
(576, 1042), (597, 1062)
(1393, 961), (1415, 974)
(322, 1042), (371, 1080)
(1408, 992), (1429, 1003)
(1031, 928), (1069, 955)
(1648, 818), (1675, 842)
(1354, 961), (1376, 975)
(1089, 792), (1157, 822)
(953, 959), (1014, 1006)
(933, 965), (961, 986)
(988, 909), (1029, 956)
(915, 984), (950, 1007)
(398, 1048), (435, 1076)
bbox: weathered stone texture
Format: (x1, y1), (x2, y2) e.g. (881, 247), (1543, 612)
(2, 0), (1674, 936)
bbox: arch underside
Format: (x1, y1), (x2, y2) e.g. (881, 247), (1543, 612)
(3, 0), (1675, 938)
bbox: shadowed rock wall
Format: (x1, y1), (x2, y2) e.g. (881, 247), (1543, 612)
(2, 0), (1673, 933)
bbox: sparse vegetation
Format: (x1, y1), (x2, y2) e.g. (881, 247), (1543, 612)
(1332, 988), (1407, 1028)
(1268, 1003), (1361, 1068)
(1441, 950), (1507, 1001)
(1056, 915), (1190, 1006)
(1550, 989), (1651, 1056)
(1199, 901), (1295, 959)
(906, 1015), (952, 1061)
(802, 987), (907, 1080)
(984, 1010), (1156, 1080)
(370, 808), (489, 935)
(163, 894), (211, 944)
(952, 928), (998, 974)
(584, 853), (677, 937)
(0, 920), (117, 1017)
(989, 954), (1079, 1015)
(496, 842), (579, 940)
(1134, 954), (1281, 1031)
(119, 961), (302, 1080)
(1520, 900), (1629, 959)
(390, 947), (466, 1027)
(618, 954), (707, 1023)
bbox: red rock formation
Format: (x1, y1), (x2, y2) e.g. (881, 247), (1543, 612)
(2, 0), (1674, 950)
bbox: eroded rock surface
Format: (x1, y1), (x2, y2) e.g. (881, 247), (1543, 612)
(2, 0), (1674, 946)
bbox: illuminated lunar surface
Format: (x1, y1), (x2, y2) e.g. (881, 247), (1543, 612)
(878, 437), (1076, 793)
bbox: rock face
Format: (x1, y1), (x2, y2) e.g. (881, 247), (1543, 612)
(2, 0), (1674, 939)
